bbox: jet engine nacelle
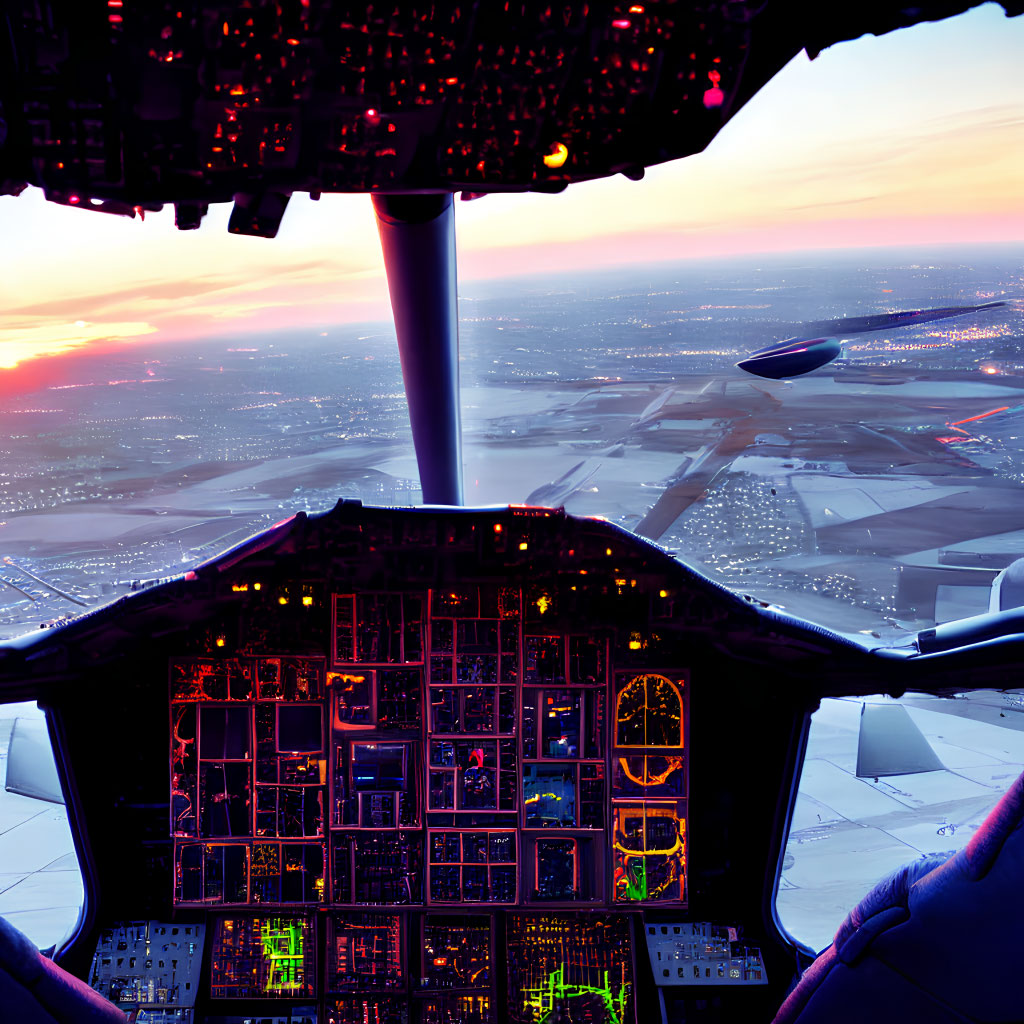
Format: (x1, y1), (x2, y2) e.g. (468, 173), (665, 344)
(736, 336), (842, 379)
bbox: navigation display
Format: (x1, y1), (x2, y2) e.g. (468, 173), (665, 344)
(209, 916), (316, 999)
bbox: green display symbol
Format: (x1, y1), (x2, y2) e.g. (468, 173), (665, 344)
(624, 859), (647, 902)
(260, 919), (305, 993)
(524, 965), (630, 1024)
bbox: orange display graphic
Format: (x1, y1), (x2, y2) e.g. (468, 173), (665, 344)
(615, 674), (684, 748)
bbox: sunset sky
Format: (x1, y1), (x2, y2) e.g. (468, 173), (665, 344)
(1, 3), (1023, 371)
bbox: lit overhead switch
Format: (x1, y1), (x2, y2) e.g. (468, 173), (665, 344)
(703, 69), (725, 108)
(543, 142), (569, 169)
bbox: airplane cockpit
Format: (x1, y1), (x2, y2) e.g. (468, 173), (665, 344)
(4, 500), (831, 1023)
(1, 3), (1024, 1024)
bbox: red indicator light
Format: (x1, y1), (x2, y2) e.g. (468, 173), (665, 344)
(612, 18), (631, 29)
(68, 194), (80, 204)
(703, 69), (724, 109)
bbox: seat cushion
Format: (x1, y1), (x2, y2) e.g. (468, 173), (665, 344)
(774, 769), (1024, 1023)
(0, 916), (124, 1024)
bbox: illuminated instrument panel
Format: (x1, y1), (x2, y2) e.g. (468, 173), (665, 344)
(171, 610), (685, 916)
(165, 556), (683, 1018)
(642, 922), (767, 987)
(159, 507), (687, 1020)
(10, 505), (840, 1022)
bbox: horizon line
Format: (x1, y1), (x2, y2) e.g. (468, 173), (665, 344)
(0, 232), (1021, 381)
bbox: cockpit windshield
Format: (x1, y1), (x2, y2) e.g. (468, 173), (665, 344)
(0, 4), (1021, 642)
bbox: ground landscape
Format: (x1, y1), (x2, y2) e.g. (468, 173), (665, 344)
(3, 243), (1024, 951)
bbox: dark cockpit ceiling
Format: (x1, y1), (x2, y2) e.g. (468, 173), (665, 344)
(0, 502), (1018, 1024)
(1, 1), (1021, 225)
